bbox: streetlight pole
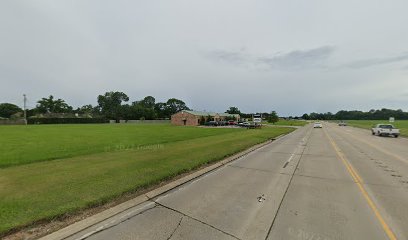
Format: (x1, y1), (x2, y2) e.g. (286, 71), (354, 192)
(23, 94), (27, 125)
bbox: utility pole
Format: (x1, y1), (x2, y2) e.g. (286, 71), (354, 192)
(23, 94), (27, 125)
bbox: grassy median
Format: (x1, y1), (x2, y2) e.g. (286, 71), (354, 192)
(265, 120), (308, 126)
(0, 124), (293, 235)
(344, 120), (408, 137)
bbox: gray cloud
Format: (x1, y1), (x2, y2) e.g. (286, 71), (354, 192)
(207, 46), (335, 71)
(207, 49), (248, 66)
(2, 0), (408, 116)
(346, 53), (408, 68)
(258, 46), (335, 70)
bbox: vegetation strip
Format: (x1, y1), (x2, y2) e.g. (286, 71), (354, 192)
(344, 120), (408, 137)
(0, 124), (293, 236)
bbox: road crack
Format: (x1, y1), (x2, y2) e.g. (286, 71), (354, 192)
(150, 200), (242, 240)
(167, 216), (183, 240)
(263, 127), (312, 240)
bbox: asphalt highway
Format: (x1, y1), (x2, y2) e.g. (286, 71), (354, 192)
(63, 123), (408, 240)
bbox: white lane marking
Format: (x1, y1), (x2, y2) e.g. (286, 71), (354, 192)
(286, 153), (295, 164)
(159, 129), (310, 201)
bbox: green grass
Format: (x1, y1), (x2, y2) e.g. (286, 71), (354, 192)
(344, 120), (408, 137)
(0, 124), (249, 168)
(0, 124), (293, 235)
(264, 120), (308, 126)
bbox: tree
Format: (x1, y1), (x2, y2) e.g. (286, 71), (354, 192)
(130, 96), (157, 120)
(97, 91), (129, 121)
(200, 116), (206, 125)
(75, 104), (99, 117)
(268, 111), (279, 124)
(154, 102), (167, 119)
(36, 95), (72, 114)
(165, 98), (190, 116)
(139, 96), (156, 109)
(301, 113), (310, 120)
(226, 107), (241, 115)
(0, 103), (22, 118)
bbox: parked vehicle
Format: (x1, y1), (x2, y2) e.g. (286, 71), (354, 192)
(227, 120), (237, 125)
(218, 121), (227, 126)
(371, 124), (400, 137)
(243, 122), (250, 126)
(313, 122), (323, 128)
(238, 122), (251, 127)
(205, 121), (218, 126)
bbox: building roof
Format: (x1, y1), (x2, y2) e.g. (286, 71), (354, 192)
(181, 110), (240, 117)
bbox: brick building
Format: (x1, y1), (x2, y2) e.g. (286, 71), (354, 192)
(171, 110), (240, 126)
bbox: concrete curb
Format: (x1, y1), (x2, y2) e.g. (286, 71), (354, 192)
(40, 134), (289, 240)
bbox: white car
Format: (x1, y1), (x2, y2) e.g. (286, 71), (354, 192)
(371, 124), (400, 138)
(338, 121), (347, 126)
(313, 122), (323, 128)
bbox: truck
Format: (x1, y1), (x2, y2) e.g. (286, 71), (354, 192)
(371, 124), (400, 138)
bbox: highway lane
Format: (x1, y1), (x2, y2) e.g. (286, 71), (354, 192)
(61, 123), (408, 240)
(325, 123), (408, 239)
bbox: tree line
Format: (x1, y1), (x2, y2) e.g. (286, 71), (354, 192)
(301, 108), (408, 120)
(1, 96), (281, 123)
(0, 91), (190, 121)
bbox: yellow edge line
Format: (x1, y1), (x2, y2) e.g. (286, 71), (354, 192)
(323, 127), (397, 240)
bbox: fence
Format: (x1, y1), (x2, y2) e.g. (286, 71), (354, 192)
(116, 120), (170, 124)
(0, 119), (26, 125)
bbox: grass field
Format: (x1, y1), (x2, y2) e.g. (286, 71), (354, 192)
(265, 119), (309, 126)
(0, 124), (294, 235)
(0, 124), (254, 168)
(342, 120), (408, 137)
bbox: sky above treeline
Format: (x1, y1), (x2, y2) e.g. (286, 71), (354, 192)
(1, 0), (408, 116)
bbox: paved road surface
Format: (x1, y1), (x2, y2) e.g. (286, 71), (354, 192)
(65, 123), (408, 240)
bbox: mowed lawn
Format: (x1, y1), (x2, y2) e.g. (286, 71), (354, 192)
(0, 124), (251, 168)
(0, 124), (294, 235)
(266, 120), (308, 126)
(345, 120), (408, 137)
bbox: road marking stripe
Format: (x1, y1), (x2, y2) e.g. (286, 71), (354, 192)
(323, 127), (398, 240)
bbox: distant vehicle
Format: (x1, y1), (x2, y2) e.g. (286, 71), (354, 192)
(218, 121), (227, 126)
(227, 120), (236, 125)
(338, 121), (347, 126)
(313, 122), (323, 128)
(239, 122), (251, 127)
(371, 124), (400, 137)
(205, 121), (218, 126)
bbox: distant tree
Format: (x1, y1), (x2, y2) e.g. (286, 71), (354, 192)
(74, 104), (100, 117)
(76, 104), (94, 114)
(131, 96), (157, 120)
(154, 102), (167, 119)
(226, 107), (241, 115)
(268, 111), (279, 124)
(0, 103), (22, 118)
(97, 91), (129, 121)
(36, 95), (73, 114)
(165, 98), (190, 116)
(301, 113), (310, 120)
(139, 96), (156, 109)
(200, 116), (206, 125)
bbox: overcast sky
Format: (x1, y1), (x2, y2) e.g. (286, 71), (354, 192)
(1, 0), (408, 116)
